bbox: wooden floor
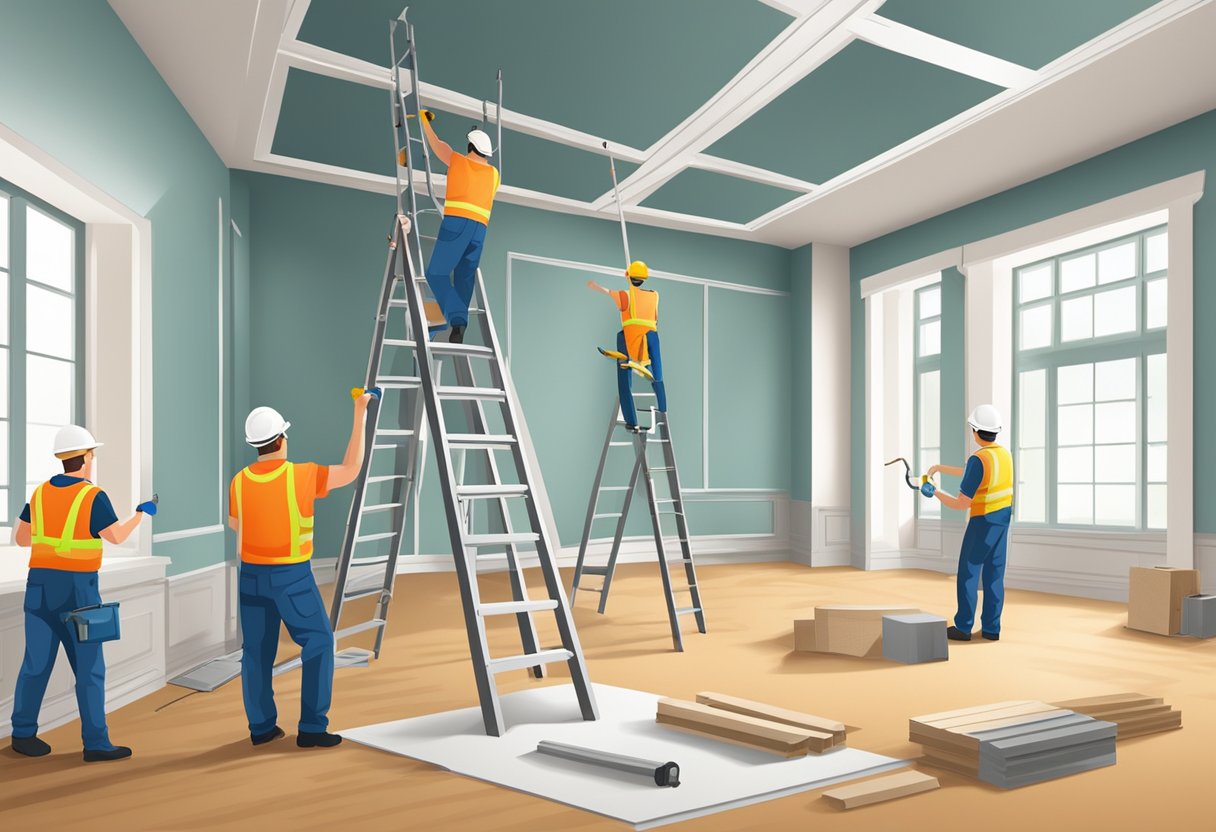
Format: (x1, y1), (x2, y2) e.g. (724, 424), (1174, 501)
(3, 562), (1213, 830)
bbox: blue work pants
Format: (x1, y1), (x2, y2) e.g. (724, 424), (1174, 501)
(617, 329), (667, 427)
(424, 215), (488, 329)
(954, 510), (1010, 636)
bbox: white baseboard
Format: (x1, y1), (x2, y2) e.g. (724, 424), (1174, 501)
(166, 561), (240, 678)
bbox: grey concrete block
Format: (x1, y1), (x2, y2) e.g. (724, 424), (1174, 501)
(882, 613), (948, 664)
(1182, 594), (1216, 638)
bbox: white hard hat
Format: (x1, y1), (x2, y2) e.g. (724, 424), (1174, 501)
(467, 128), (493, 157)
(968, 404), (1003, 434)
(53, 425), (103, 457)
(245, 406), (290, 447)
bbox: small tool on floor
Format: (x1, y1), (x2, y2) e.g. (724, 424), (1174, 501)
(536, 740), (680, 787)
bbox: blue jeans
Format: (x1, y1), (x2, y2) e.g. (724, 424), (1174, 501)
(617, 329), (667, 427)
(425, 215), (487, 329)
(239, 561), (334, 735)
(11, 568), (113, 750)
(955, 509), (1011, 635)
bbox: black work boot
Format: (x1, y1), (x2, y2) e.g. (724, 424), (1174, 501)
(83, 746), (132, 762)
(11, 735), (51, 757)
(448, 325), (466, 344)
(297, 731), (342, 748)
(252, 726), (285, 746)
(946, 626), (972, 641)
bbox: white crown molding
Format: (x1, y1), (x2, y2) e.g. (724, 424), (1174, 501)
(687, 153), (817, 193)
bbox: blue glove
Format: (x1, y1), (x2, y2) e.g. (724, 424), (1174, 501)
(136, 500), (158, 516)
(920, 482), (936, 498)
(368, 386), (382, 400)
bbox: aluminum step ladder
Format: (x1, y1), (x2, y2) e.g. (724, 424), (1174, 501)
(321, 8), (596, 736)
(571, 399), (707, 651)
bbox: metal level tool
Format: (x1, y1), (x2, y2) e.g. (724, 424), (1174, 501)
(536, 740), (680, 787)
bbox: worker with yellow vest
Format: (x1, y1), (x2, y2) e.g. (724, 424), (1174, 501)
(586, 260), (666, 431)
(924, 405), (1014, 642)
(8, 425), (155, 762)
(228, 394), (373, 748)
(418, 110), (500, 344)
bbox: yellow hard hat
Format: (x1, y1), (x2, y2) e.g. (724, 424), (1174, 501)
(626, 260), (649, 280)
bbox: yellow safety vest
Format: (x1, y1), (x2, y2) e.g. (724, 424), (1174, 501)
(29, 482), (103, 572)
(970, 445), (1014, 518)
(234, 462), (315, 564)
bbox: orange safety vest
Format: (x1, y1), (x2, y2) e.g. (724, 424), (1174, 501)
(617, 285), (659, 365)
(444, 154), (500, 225)
(29, 480), (103, 572)
(233, 462), (316, 565)
(970, 445), (1014, 518)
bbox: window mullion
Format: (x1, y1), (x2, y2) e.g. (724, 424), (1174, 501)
(10, 199), (27, 519)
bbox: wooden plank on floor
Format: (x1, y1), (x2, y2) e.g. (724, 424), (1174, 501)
(821, 770), (940, 809)
(656, 699), (818, 755)
(695, 692), (846, 744)
(1051, 693), (1162, 711)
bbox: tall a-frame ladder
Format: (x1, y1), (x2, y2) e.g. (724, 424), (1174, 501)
(317, 8), (596, 736)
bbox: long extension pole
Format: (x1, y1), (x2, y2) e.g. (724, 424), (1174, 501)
(496, 69), (503, 182)
(603, 141), (631, 268)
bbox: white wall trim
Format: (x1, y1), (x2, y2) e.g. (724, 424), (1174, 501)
(166, 560), (239, 678)
(859, 247), (961, 298)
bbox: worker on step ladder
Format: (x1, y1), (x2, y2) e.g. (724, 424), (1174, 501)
(587, 260), (666, 432)
(418, 110), (500, 344)
(228, 395), (374, 749)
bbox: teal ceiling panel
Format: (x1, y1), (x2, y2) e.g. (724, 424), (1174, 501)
(706, 40), (1002, 185)
(641, 167), (801, 225)
(879, 0), (1161, 70)
(273, 69), (635, 202)
(297, 0), (791, 149)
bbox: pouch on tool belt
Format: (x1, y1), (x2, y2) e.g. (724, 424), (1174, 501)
(63, 602), (121, 644)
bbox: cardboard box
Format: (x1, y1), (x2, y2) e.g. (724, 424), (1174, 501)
(815, 605), (920, 658)
(793, 618), (820, 652)
(1182, 594), (1216, 638)
(1127, 567), (1200, 635)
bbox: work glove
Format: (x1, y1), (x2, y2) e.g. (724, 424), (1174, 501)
(136, 499), (158, 516)
(420, 109), (435, 122)
(920, 482), (936, 498)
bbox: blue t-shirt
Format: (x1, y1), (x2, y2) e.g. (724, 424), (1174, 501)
(959, 454), (1012, 526)
(19, 475), (120, 537)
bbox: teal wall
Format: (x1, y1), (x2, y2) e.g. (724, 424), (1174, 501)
(851, 108), (1216, 541)
(0, 0), (232, 574)
(236, 171), (795, 557)
(789, 245), (813, 503)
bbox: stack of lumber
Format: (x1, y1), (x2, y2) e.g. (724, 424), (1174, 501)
(1051, 693), (1182, 739)
(909, 700), (1116, 789)
(794, 605), (921, 657)
(656, 692), (846, 758)
(821, 770), (939, 809)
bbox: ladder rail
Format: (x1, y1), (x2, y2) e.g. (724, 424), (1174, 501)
(571, 403), (621, 603)
(659, 413), (706, 634)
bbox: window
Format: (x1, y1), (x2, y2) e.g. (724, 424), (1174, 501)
(1013, 226), (1166, 530)
(915, 283), (941, 519)
(0, 179), (85, 536)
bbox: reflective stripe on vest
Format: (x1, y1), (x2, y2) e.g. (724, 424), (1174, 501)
(971, 445), (1014, 517)
(443, 200), (492, 222)
(235, 462), (315, 564)
(620, 285), (658, 330)
(29, 481), (103, 572)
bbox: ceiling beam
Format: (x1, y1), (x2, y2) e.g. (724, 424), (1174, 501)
(847, 14), (1038, 89)
(756, 0), (834, 18)
(687, 153), (817, 192)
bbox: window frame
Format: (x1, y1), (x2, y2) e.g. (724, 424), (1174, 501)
(914, 282), (942, 520)
(0, 177), (86, 529)
(1012, 225), (1166, 532)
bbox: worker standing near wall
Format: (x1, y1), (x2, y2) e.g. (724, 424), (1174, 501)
(586, 261), (666, 431)
(229, 395), (373, 748)
(8, 425), (155, 762)
(924, 405), (1013, 642)
(418, 110), (500, 344)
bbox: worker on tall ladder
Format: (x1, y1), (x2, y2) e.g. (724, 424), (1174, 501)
(587, 261), (666, 432)
(8, 425), (156, 762)
(229, 394), (374, 748)
(418, 110), (500, 344)
(923, 405), (1014, 642)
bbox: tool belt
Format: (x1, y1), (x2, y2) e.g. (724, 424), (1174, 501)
(63, 602), (121, 644)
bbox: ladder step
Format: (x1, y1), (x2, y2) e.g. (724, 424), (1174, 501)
(334, 619), (387, 640)
(376, 429), (415, 437)
(649, 467), (675, 472)
(448, 433), (516, 449)
(580, 566), (609, 576)
(592, 513), (621, 520)
(381, 338), (417, 348)
(675, 607), (702, 616)
(429, 342), (493, 357)
(366, 474), (408, 484)
(437, 386), (506, 401)
(465, 532), (539, 547)
(599, 486), (629, 492)
(609, 442), (633, 447)
(343, 586), (384, 601)
(580, 585), (604, 593)
(362, 502), (404, 514)
(477, 600), (558, 617)
(488, 649), (572, 675)
(457, 484), (529, 498)
(350, 556), (391, 567)
(377, 376), (422, 388)
(356, 532), (398, 544)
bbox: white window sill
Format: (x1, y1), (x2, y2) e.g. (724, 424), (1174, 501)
(0, 548), (170, 597)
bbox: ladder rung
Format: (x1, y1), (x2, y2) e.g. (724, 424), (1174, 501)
(362, 502), (404, 514)
(609, 442), (633, 447)
(366, 474), (408, 484)
(356, 532), (398, 544)
(488, 649), (572, 675)
(592, 513), (621, 520)
(580, 585), (604, 593)
(429, 342), (493, 357)
(675, 607), (702, 616)
(374, 443), (411, 451)
(649, 467), (675, 472)
(448, 433), (516, 449)
(465, 532), (539, 547)
(377, 376), (422, 387)
(381, 338), (417, 348)
(599, 486), (629, 492)
(477, 600), (558, 617)
(334, 619), (387, 640)
(343, 586), (384, 601)
(633, 393), (657, 398)
(437, 386), (506, 401)
(388, 299), (411, 307)
(580, 566), (609, 576)
(376, 429), (415, 437)
(350, 556), (391, 567)
(457, 484), (529, 498)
